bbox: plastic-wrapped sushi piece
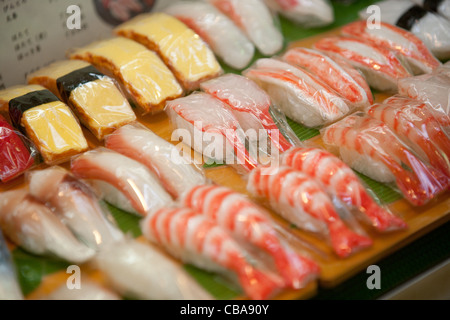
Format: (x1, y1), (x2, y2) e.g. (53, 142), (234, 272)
(0, 85), (89, 165)
(69, 37), (183, 115)
(28, 60), (137, 141)
(411, 0), (450, 20)
(264, 0), (334, 27)
(359, 0), (450, 60)
(206, 0), (284, 56)
(314, 36), (412, 92)
(0, 188), (96, 264)
(114, 13), (222, 91)
(0, 115), (36, 183)
(321, 113), (449, 206)
(341, 21), (441, 75)
(164, 1), (255, 70)
(0, 229), (23, 300)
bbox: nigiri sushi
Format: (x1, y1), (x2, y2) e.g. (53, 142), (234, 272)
(180, 184), (320, 289)
(0, 115), (35, 183)
(282, 47), (373, 109)
(341, 21), (441, 75)
(206, 0), (284, 56)
(200, 74), (294, 153)
(322, 113), (449, 206)
(0, 229), (23, 300)
(141, 207), (285, 300)
(248, 165), (373, 258)
(105, 123), (206, 199)
(165, 1), (255, 70)
(27, 60), (137, 141)
(94, 238), (213, 300)
(69, 37), (183, 114)
(314, 36), (412, 92)
(28, 167), (125, 250)
(71, 148), (174, 216)
(114, 13), (222, 91)
(44, 281), (121, 300)
(243, 58), (350, 127)
(165, 93), (259, 172)
(359, 0), (450, 60)
(412, 0), (450, 20)
(264, 0), (334, 27)
(281, 147), (407, 232)
(0, 188), (95, 263)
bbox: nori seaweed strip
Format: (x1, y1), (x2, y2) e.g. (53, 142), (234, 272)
(396, 5), (428, 31)
(56, 65), (104, 102)
(423, 0), (443, 12)
(9, 90), (59, 129)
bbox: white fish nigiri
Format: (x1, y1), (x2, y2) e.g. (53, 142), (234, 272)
(359, 0), (450, 60)
(44, 282), (121, 300)
(207, 0), (284, 56)
(0, 229), (23, 300)
(412, 0), (450, 20)
(165, 1), (255, 70)
(93, 239), (214, 300)
(105, 123), (206, 199)
(28, 167), (124, 250)
(314, 36), (412, 92)
(71, 148), (174, 216)
(0, 189), (95, 263)
(282, 47), (373, 109)
(341, 21), (441, 75)
(243, 58), (350, 127)
(264, 0), (334, 27)
(165, 93), (259, 172)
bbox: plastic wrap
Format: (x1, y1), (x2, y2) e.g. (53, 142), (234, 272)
(28, 60), (137, 141)
(105, 122), (206, 199)
(243, 58), (351, 128)
(27, 166), (125, 251)
(0, 188), (96, 263)
(0, 115), (37, 183)
(247, 165), (373, 258)
(141, 206), (285, 300)
(359, 0), (450, 60)
(114, 13), (222, 91)
(0, 229), (23, 300)
(313, 36), (412, 92)
(280, 147), (408, 232)
(206, 0), (284, 56)
(282, 47), (373, 110)
(179, 184), (320, 289)
(69, 37), (184, 115)
(93, 238), (214, 300)
(164, 1), (255, 70)
(341, 21), (441, 75)
(165, 92), (259, 173)
(0, 85), (89, 165)
(321, 113), (449, 206)
(70, 147), (174, 216)
(264, 0), (334, 27)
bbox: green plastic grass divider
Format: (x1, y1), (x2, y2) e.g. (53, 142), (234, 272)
(355, 172), (403, 205)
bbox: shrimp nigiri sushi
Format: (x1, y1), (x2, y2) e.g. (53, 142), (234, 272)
(248, 165), (373, 258)
(0, 229), (23, 300)
(165, 1), (255, 70)
(281, 147), (407, 232)
(71, 148), (174, 216)
(165, 93), (258, 172)
(0, 188), (95, 263)
(243, 58), (350, 127)
(180, 184), (320, 289)
(314, 36), (412, 92)
(28, 167), (125, 250)
(141, 207), (285, 300)
(322, 113), (449, 206)
(341, 21), (441, 75)
(105, 123), (206, 199)
(282, 48), (373, 110)
(206, 0), (284, 56)
(200, 74), (294, 153)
